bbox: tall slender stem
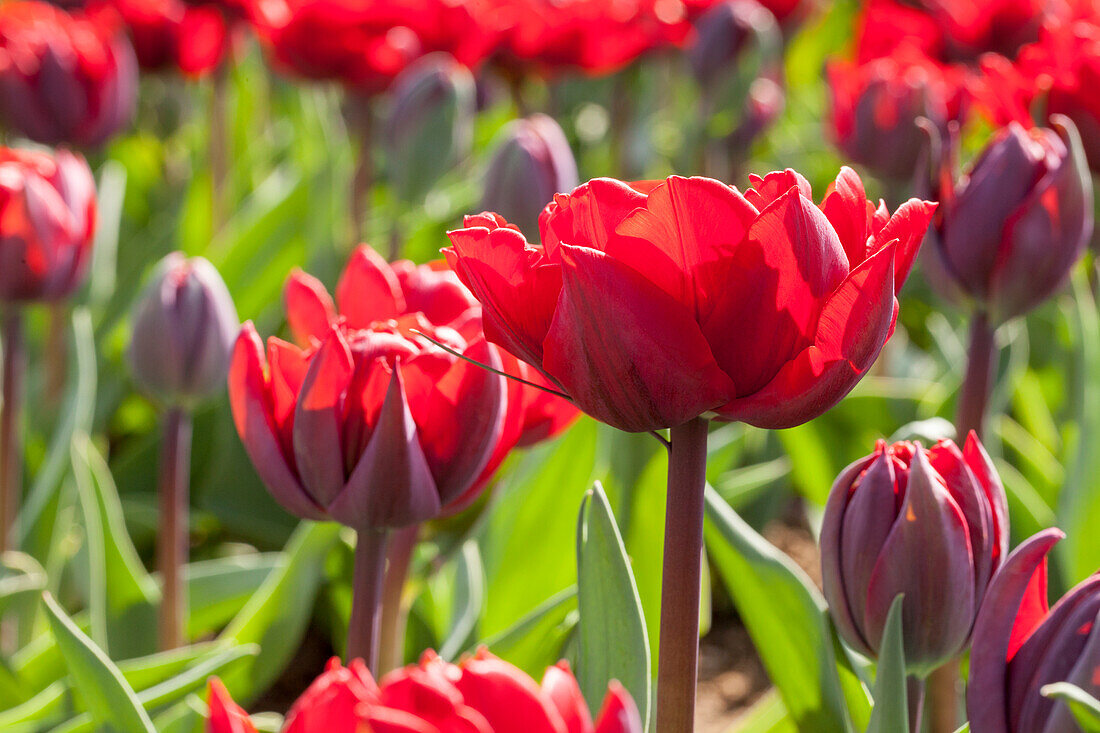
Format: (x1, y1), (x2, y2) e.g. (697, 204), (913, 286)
(377, 525), (419, 673)
(925, 659), (960, 733)
(157, 407), (192, 650)
(908, 676), (926, 733)
(955, 311), (996, 441)
(348, 528), (389, 674)
(0, 308), (24, 554)
(656, 417), (710, 733)
(210, 65), (230, 233)
(349, 103), (374, 246)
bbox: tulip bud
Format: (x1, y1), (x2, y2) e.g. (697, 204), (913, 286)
(480, 114), (579, 240)
(968, 529), (1100, 733)
(0, 147), (96, 303)
(827, 51), (954, 182)
(687, 0), (780, 90)
(821, 434), (1008, 677)
(925, 116), (1093, 323)
(129, 253), (239, 407)
(0, 2), (137, 147)
(384, 52), (475, 205)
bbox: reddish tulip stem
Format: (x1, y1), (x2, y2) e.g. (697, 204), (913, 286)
(348, 528), (389, 674)
(157, 407), (192, 650)
(955, 311), (996, 441)
(908, 676), (926, 733)
(350, 107), (374, 246)
(656, 417), (710, 733)
(377, 525), (419, 673)
(0, 308), (24, 555)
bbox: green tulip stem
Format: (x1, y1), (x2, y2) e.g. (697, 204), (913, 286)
(0, 307), (24, 555)
(908, 675), (926, 733)
(956, 310), (996, 441)
(157, 407), (192, 650)
(348, 527), (389, 674)
(44, 303), (68, 412)
(377, 524), (420, 673)
(656, 416), (710, 733)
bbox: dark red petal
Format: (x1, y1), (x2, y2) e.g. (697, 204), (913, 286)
(610, 175), (759, 322)
(293, 328), (354, 509)
(542, 244), (734, 432)
(444, 224), (561, 369)
(336, 245), (406, 329)
(870, 198), (936, 289)
(963, 431), (1010, 574)
(284, 268), (337, 347)
(228, 324), (324, 520)
(517, 366), (580, 446)
(539, 177), (649, 256)
(967, 529), (1064, 733)
(820, 166), (870, 267)
(332, 367), (441, 529)
(814, 243), (896, 367)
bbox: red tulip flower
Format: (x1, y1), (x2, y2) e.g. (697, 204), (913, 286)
(967, 528), (1100, 733)
(207, 650), (642, 733)
(0, 147), (96, 303)
(446, 169), (935, 434)
(0, 1), (136, 147)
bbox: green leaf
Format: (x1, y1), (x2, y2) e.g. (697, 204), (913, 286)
(731, 690), (797, 733)
(575, 482), (651, 728)
(1041, 682), (1100, 731)
(0, 682), (67, 732)
(0, 551), (45, 620)
(186, 553), (280, 637)
(473, 587), (578, 677)
(41, 592), (155, 733)
(216, 521), (341, 702)
(866, 595), (908, 733)
(703, 487), (860, 733)
(439, 541), (485, 661)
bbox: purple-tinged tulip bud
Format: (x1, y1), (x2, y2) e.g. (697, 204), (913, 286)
(821, 433), (1009, 677)
(129, 253), (239, 407)
(384, 52), (475, 205)
(480, 114), (579, 241)
(0, 146), (95, 303)
(0, 2), (137, 147)
(925, 115), (1093, 324)
(968, 528), (1100, 733)
(687, 0), (779, 89)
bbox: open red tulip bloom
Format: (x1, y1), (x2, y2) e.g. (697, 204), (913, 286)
(206, 650), (642, 733)
(446, 169), (935, 433)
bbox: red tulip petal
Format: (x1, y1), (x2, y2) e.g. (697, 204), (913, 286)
(267, 337), (310, 431)
(744, 168), (813, 210)
(391, 259), (477, 327)
(592, 682), (643, 733)
(819, 166), (870, 267)
(206, 678), (258, 733)
(539, 177), (648, 257)
(610, 175), (759, 321)
(863, 448), (975, 674)
(543, 243), (734, 432)
(870, 198), (936, 288)
(285, 658), (378, 733)
(963, 431), (1010, 573)
(967, 529), (1063, 733)
(332, 366), (441, 529)
(336, 245), (406, 329)
(455, 655), (565, 733)
(228, 324), (324, 520)
(541, 662), (594, 733)
(445, 223), (562, 368)
(460, 350), (529, 506)
(360, 708), (436, 733)
(814, 242), (896, 367)
(293, 328), (354, 508)
(517, 368), (580, 446)
(284, 269), (337, 347)
(1040, 608), (1100, 733)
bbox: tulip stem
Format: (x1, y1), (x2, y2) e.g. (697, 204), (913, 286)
(350, 105), (374, 246)
(210, 65), (230, 233)
(907, 675), (926, 733)
(925, 660), (961, 733)
(377, 525), (419, 673)
(0, 307), (24, 555)
(157, 407), (192, 650)
(956, 310), (996, 442)
(348, 528), (389, 674)
(656, 417), (710, 733)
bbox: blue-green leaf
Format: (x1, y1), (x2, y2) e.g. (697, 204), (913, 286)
(1041, 682), (1100, 731)
(866, 595), (908, 733)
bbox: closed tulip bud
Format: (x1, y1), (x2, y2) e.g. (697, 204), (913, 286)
(0, 2), (137, 147)
(384, 52), (475, 205)
(827, 50), (955, 182)
(129, 253), (239, 407)
(968, 528), (1100, 733)
(926, 116), (1093, 324)
(0, 147), (95, 303)
(480, 114), (579, 240)
(687, 0), (779, 89)
(821, 434), (1009, 677)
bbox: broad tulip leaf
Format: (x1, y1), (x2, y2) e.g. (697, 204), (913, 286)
(473, 586), (578, 678)
(88, 160), (126, 307)
(703, 487), (862, 733)
(186, 553), (280, 637)
(866, 595), (908, 733)
(216, 520), (341, 702)
(576, 481), (651, 728)
(41, 592), (155, 733)
(732, 690), (797, 733)
(1041, 682), (1100, 731)
(440, 540), (485, 661)
(0, 682), (67, 732)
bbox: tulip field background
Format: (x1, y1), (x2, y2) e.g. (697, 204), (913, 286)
(7, 0), (1100, 731)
